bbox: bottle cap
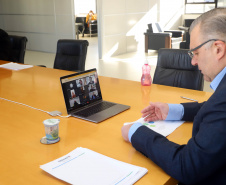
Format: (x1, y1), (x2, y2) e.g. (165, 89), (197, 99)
(144, 59), (148, 64)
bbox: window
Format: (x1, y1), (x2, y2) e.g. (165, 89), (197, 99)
(74, 0), (97, 15)
(217, 0), (226, 7)
(185, 0), (217, 14)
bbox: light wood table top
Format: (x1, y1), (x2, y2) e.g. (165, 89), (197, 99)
(0, 61), (212, 185)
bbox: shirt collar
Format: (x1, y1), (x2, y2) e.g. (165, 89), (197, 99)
(210, 67), (226, 91)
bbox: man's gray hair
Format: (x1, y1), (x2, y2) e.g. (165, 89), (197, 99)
(190, 8), (226, 42)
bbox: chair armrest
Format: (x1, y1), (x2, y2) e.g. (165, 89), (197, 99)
(144, 32), (172, 37)
(144, 32), (172, 51)
(178, 26), (189, 32)
(164, 30), (184, 37)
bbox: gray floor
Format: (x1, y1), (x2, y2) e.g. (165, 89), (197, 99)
(24, 35), (214, 93)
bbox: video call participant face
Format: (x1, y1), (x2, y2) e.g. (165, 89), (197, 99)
(90, 77), (93, 83)
(79, 80), (83, 85)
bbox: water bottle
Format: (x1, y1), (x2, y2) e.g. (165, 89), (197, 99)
(141, 59), (152, 86)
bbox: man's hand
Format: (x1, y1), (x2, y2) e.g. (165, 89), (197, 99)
(121, 102), (168, 142)
(121, 124), (133, 142)
(141, 102), (169, 122)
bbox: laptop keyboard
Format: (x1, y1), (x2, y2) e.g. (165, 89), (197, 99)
(74, 102), (115, 117)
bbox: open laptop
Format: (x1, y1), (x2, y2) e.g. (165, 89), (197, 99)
(60, 68), (130, 123)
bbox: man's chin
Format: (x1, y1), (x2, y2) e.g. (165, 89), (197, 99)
(203, 75), (212, 82)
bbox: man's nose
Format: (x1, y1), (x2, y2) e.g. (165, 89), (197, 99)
(191, 58), (198, 66)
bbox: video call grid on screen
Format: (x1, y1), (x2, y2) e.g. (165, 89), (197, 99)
(61, 71), (102, 112)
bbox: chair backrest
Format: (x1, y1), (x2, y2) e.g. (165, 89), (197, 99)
(184, 19), (195, 27)
(0, 29), (11, 61)
(153, 48), (204, 91)
(53, 39), (89, 72)
(155, 23), (163, 32)
(9, 35), (28, 64)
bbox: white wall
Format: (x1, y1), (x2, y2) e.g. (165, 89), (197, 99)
(99, 0), (185, 59)
(0, 0), (185, 58)
(0, 0), (75, 53)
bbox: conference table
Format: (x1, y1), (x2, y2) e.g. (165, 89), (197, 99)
(0, 60), (212, 185)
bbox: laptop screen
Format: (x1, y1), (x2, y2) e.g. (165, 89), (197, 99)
(60, 69), (102, 113)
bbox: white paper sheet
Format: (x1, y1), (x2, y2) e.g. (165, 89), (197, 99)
(133, 118), (185, 137)
(40, 147), (148, 185)
(0, 62), (33, 70)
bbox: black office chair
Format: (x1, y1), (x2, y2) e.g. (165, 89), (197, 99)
(144, 23), (184, 52)
(179, 19), (194, 49)
(153, 48), (204, 91)
(53, 39), (89, 72)
(0, 29), (27, 64)
(180, 31), (190, 49)
(9, 35), (28, 64)
(75, 17), (86, 36)
(75, 17), (97, 37)
(87, 20), (98, 37)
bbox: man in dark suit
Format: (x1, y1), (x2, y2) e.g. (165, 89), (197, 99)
(121, 8), (226, 185)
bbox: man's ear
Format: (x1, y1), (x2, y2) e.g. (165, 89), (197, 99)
(214, 40), (226, 60)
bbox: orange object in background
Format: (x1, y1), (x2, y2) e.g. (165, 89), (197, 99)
(86, 10), (97, 27)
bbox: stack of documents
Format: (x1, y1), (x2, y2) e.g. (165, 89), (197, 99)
(0, 62), (33, 70)
(40, 147), (148, 185)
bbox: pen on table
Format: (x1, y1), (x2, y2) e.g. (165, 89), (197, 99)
(180, 96), (198, 102)
(123, 114), (151, 125)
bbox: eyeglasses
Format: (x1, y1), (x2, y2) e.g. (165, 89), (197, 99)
(188, 39), (219, 59)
